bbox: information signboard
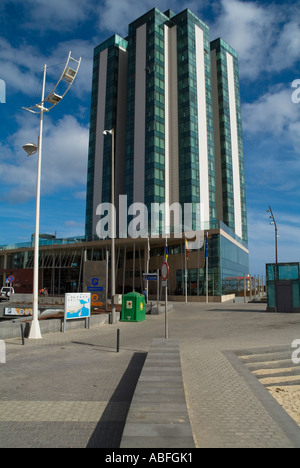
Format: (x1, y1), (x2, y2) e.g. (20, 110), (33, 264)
(64, 292), (91, 332)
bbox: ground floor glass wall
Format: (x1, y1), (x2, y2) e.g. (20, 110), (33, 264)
(0, 229), (249, 298)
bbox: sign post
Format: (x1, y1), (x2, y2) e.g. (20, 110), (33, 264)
(161, 262), (169, 339)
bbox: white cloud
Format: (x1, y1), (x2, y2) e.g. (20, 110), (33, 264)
(0, 38), (46, 97)
(242, 84), (300, 193)
(242, 85), (300, 136)
(212, 0), (300, 80)
(41, 115), (89, 192)
(243, 83), (300, 195)
(269, 20), (300, 72)
(0, 114), (89, 203)
(211, 0), (275, 79)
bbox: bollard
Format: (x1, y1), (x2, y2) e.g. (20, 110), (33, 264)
(0, 340), (6, 363)
(20, 323), (25, 345)
(117, 329), (120, 353)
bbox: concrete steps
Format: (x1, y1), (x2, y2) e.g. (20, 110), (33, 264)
(238, 346), (300, 388)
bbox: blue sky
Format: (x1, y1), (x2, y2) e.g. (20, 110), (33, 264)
(0, 0), (299, 276)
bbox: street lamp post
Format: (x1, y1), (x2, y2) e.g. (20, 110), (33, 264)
(103, 129), (116, 324)
(30, 64), (46, 339)
(267, 206), (278, 264)
(23, 53), (81, 339)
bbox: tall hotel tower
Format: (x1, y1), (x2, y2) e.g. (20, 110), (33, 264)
(0, 7), (249, 300)
(86, 8), (248, 247)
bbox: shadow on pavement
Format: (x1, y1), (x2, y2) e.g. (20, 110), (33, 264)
(86, 352), (147, 448)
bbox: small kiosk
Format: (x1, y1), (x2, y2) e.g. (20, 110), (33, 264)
(266, 263), (300, 313)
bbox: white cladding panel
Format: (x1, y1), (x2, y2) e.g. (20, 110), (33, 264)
(226, 52), (242, 238)
(195, 26), (210, 226)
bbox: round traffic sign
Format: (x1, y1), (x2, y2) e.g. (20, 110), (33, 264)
(7, 275), (15, 283)
(161, 262), (169, 280)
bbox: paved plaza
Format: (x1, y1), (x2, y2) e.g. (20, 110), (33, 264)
(1, 301), (300, 448)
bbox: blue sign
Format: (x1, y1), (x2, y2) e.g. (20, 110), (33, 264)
(143, 273), (157, 281)
(87, 286), (103, 292)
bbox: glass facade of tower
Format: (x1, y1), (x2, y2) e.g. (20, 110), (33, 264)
(210, 38), (247, 242)
(86, 35), (128, 240)
(85, 7), (248, 246)
(173, 10), (216, 229)
(125, 9), (168, 210)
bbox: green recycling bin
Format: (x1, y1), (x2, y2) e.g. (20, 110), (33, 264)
(121, 292), (146, 322)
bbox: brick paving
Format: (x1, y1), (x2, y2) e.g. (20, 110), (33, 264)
(1, 301), (300, 448)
